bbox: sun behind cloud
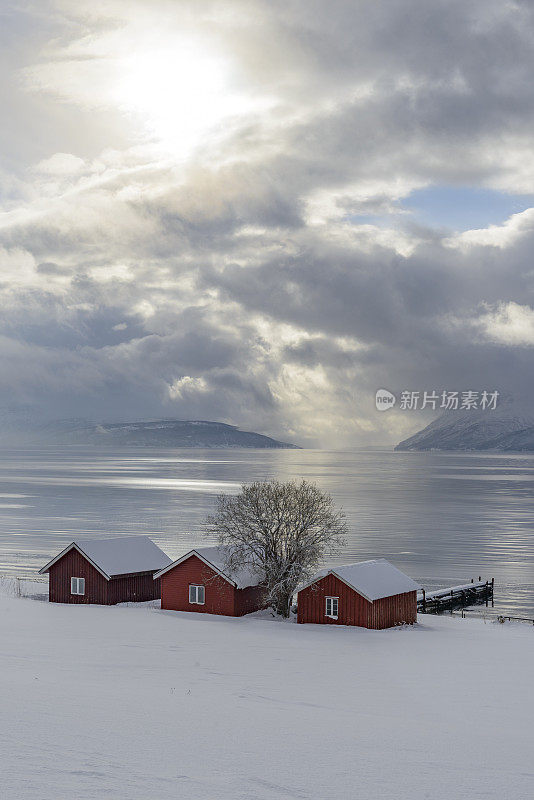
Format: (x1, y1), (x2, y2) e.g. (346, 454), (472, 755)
(113, 40), (252, 154)
(4, 0), (534, 445)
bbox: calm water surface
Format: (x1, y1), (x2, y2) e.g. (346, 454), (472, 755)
(0, 447), (533, 616)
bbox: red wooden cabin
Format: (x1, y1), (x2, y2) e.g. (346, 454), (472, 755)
(297, 559), (419, 629)
(39, 536), (172, 605)
(154, 546), (267, 617)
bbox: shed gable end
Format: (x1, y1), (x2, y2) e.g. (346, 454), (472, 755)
(297, 572), (371, 626)
(48, 548), (108, 604)
(160, 554), (236, 615)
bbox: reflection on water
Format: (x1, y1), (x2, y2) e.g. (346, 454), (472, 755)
(0, 447), (532, 616)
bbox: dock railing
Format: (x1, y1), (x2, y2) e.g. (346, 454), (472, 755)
(418, 577), (494, 612)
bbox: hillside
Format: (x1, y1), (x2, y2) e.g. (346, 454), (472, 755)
(395, 400), (534, 451)
(3, 418), (298, 449)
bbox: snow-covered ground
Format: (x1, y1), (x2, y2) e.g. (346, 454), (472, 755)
(1, 594), (533, 800)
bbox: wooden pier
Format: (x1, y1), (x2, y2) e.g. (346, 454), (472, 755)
(418, 577), (494, 613)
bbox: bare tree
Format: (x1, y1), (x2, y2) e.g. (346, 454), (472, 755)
(207, 480), (347, 617)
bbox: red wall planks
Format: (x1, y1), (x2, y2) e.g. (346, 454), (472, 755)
(161, 555), (237, 615)
(368, 591), (416, 629)
(297, 573), (369, 626)
(297, 573), (416, 628)
(107, 573), (161, 604)
(48, 548), (107, 604)
(47, 547), (162, 605)
(160, 554), (266, 617)
(235, 584), (268, 616)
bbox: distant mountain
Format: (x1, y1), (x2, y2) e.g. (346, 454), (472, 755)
(395, 400), (534, 451)
(31, 419), (299, 449)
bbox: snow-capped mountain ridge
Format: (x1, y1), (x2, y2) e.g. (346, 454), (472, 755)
(395, 399), (534, 451)
(0, 417), (298, 449)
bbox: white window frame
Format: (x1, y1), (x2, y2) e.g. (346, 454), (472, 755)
(325, 596), (339, 619)
(71, 576), (85, 595)
(189, 584), (205, 605)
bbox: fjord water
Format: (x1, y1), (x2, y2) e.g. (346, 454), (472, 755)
(0, 447), (532, 616)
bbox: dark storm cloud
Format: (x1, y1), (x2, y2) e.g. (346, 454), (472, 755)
(2, 0), (534, 444)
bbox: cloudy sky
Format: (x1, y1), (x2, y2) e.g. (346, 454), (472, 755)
(2, 0), (534, 446)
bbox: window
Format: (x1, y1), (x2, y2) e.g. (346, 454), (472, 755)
(325, 596), (338, 619)
(189, 584), (205, 604)
(71, 577), (85, 595)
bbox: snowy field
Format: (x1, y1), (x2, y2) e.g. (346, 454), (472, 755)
(1, 594), (533, 800)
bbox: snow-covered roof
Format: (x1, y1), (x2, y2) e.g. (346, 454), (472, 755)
(39, 536), (172, 579)
(154, 545), (261, 589)
(299, 559), (419, 602)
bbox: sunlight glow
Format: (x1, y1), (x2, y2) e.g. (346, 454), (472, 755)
(114, 43), (248, 154)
